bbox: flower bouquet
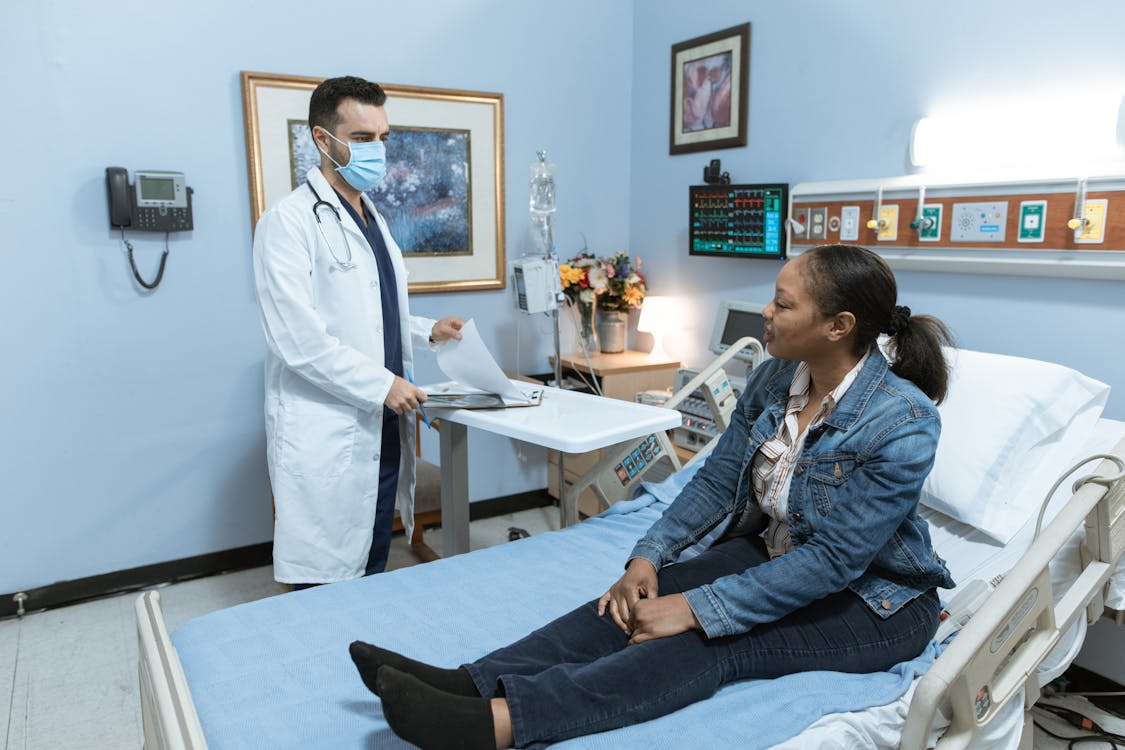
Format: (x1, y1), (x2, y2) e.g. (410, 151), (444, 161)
(597, 250), (646, 313)
(559, 251), (646, 352)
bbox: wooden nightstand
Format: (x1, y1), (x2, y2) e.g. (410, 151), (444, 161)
(547, 350), (681, 515)
(548, 350), (682, 401)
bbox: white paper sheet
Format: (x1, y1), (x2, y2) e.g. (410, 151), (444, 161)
(433, 319), (527, 402)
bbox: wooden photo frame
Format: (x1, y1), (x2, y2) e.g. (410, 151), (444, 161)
(240, 71), (506, 293)
(669, 23), (750, 155)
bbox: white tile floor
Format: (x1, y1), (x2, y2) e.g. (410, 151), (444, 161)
(0, 507), (558, 750)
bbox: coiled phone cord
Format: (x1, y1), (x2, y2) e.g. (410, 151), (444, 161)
(121, 228), (170, 290)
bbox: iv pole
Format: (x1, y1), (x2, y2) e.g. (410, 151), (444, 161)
(530, 150), (563, 389)
(529, 151), (574, 524)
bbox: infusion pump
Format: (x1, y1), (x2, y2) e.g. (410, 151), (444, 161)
(512, 256), (561, 313)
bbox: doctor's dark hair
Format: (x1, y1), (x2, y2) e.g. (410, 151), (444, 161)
(801, 244), (954, 404)
(308, 76), (387, 134)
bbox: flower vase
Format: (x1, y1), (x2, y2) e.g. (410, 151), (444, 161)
(575, 296), (599, 353)
(597, 310), (627, 353)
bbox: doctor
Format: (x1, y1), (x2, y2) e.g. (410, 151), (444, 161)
(253, 76), (464, 587)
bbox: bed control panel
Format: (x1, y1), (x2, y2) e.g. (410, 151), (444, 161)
(568, 431), (681, 515)
(962, 568), (1055, 726)
(611, 434), (664, 487)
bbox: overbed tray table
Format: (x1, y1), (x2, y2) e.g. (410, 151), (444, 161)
(430, 380), (682, 556)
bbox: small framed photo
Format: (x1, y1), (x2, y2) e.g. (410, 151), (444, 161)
(669, 23), (750, 155)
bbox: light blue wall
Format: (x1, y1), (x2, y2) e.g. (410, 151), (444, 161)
(0, 0), (634, 592)
(630, 0), (1125, 419)
(6, 0), (1124, 594)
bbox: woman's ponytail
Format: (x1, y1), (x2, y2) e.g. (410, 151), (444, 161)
(884, 312), (954, 404)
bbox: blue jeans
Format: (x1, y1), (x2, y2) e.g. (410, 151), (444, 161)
(464, 535), (940, 748)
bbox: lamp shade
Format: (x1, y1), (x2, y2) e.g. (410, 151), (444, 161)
(637, 295), (677, 360)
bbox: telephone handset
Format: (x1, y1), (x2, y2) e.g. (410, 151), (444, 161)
(107, 167), (133, 227)
(105, 167), (194, 232)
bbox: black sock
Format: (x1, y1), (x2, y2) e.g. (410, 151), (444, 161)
(349, 641), (479, 698)
(378, 665), (496, 750)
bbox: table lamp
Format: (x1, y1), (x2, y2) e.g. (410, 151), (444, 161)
(637, 296), (677, 360)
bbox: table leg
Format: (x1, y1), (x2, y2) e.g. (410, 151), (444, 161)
(439, 420), (471, 556)
(559, 453), (578, 528)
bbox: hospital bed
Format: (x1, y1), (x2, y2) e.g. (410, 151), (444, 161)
(136, 346), (1125, 750)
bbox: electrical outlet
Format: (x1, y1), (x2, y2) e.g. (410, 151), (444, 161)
(809, 207), (827, 240)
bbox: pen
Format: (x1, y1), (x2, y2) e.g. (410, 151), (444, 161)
(406, 370), (432, 429)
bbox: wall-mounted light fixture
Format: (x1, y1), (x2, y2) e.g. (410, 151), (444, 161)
(910, 92), (1125, 171)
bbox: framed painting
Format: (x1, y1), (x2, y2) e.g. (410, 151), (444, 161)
(669, 23), (750, 155)
(241, 71), (505, 293)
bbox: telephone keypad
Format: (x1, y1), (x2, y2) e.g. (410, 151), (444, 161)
(134, 206), (193, 232)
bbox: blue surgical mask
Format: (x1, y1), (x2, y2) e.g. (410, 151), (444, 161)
(319, 129), (387, 191)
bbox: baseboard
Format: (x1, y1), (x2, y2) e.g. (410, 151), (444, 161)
(1, 489), (555, 620)
(0, 542), (274, 620)
(400, 489), (555, 530)
(468, 488), (555, 521)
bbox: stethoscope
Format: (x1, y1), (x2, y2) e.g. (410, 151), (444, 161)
(307, 182), (357, 272)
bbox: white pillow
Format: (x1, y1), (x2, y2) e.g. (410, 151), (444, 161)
(919, 348), (1109, 543)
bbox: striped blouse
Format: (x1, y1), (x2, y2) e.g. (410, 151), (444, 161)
(751, 351), (869, 558)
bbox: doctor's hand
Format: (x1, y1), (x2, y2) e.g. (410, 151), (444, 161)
(627, 594), (701, 645)
(385, 376), (427, 416)
(598, 558), (659, 636)
(430, 317), (465, 344)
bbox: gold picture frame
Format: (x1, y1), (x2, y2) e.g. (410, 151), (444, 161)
(240, 71), (506, 293)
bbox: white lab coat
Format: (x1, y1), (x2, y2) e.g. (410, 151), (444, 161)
(252, 167), (436, 584)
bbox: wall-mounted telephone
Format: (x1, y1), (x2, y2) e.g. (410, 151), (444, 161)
(106, 167), (194, 232)
(106, 167), (194, 291)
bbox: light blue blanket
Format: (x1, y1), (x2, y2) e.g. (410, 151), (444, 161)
(174, 465), (937, 749)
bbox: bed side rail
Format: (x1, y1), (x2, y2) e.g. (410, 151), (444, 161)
(136, 590), (207, 750)
(902, 440), (1125, 750)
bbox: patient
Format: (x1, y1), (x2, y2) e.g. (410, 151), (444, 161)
(351, 244), (957, 749)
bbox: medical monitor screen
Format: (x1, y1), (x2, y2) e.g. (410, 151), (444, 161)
(720, 308), (766, 347)
(689, 183), (788, 260)
(709, 300), (768, 364)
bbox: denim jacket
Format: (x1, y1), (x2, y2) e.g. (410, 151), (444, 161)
(630, 351), (955, 638)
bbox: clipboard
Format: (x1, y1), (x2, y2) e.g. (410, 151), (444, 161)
(422, 382), (544, 410)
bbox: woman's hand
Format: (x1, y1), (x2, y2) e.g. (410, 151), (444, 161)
(597, 558), (658, 635)
(628, 594), (701, 645)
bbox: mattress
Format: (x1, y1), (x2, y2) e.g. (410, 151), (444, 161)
(175, 497), (935, 749)
(172, 419), (1125, 750)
